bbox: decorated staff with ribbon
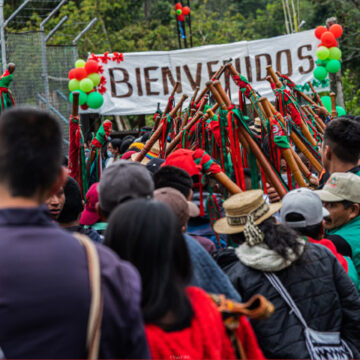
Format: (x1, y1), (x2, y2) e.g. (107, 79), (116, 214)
(0, 63), (16, 113)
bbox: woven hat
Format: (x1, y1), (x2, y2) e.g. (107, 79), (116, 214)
(249, 117), (262, 136)
(214, 190), (282, 235)
(131, 141), (160, 165)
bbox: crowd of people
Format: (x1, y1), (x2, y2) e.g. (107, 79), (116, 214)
(1, 104), (360, 360)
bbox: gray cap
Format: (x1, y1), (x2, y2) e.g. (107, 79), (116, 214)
(99, 160), (154, 213)
(315, 172), (360, 203)
(280, 188), (329, 228)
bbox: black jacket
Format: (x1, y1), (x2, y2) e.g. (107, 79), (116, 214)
(215, 243), (360, 359)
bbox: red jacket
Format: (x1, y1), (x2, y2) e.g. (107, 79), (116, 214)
(308, 237), (348, 272)
(145, 286), (264, 360)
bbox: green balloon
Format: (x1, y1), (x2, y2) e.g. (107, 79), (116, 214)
(321, 96), (332, 112)
(75, 59), (86, 68)
(87, 73), (101, 87)
(326, 59), (341, 74)
(336, 105), (347, 116)
(313, 66), (328, 81)
(80, 78), (94, 93)
(316, 46), (330, 61)
(328, 47), (342, 60)
(69, 90), (87, 106)
(87, 92), (104, 109)
(68, 79), (80, 92)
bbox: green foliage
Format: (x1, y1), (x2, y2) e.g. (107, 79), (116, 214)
(342, 69), (360, 116)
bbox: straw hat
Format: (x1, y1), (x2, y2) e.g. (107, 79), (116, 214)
(249, 117), (262, 136)
(214, 190), (282, 235)
(131, 140), (160, 165)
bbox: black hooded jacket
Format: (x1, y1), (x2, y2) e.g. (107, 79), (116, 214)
(214, 243), (360, 359)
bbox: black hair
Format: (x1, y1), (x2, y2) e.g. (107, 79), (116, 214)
(141, 132), (152, 143)
(324, 117), (360, 164)
(232, 217), (303, 261)
(154, 165), (193, 198)
(284, 212), (323, 239)
(0, 106), (62, 197)
(57, 177), (83, 224)
(105, 199), (193, 329)
(110, 138), (122, 153)
(120, 135), (136, 154)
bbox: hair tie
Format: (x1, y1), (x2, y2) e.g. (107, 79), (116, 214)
(244, 213), (265, 247)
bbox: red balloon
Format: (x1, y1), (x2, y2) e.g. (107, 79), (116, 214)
(74, 67), (87, 81)
(317, 42), (325, 47)
(177, 14), (185, 22)
(81, 104), (89, 110)
(321, 31), (336, 48)
(182, 6), (190, 15)
(330, 24), (343, 38)
(175, 2), (182, 10)
(314, 26), (327, 40)
(85, 60), (99, 74)
(68, 68), (77, 80)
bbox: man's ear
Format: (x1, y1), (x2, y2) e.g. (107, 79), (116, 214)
(95, 202), (107, 222)
(349, 203), (360, 221)
(323, 144), (331, 162)
(48, 167), (67, 197)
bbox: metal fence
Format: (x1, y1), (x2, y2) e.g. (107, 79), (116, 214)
(5, 31), (75, 153)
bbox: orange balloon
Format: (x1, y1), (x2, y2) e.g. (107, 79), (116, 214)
(182, 6), (190, 15)
(330, 24), (343, 38)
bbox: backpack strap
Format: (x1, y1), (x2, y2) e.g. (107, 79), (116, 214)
(74, 233), (103, 360)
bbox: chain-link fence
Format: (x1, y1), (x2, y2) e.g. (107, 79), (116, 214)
(5, 31), (75, 154)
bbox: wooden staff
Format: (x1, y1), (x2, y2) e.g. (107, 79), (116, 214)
(302, 106), (324, 135)
(213, 80), (232, 108)
(135, 94), (188, 163)
(213, 171), (242, 194)
(267, 66), (282, 89)
(72, 91), (79, 117)
(165, 110), (203, 156)
(206, 81), (227, 110)
(291, 148), (313, 184)
(260, 97), (306, 187)
(195, 62), (230, 105)
(153, 113), (161, 132)
(264, 74), (318, 147)
(267, 100), (323, 173)
(305, 105), (326, 131)
(211, 80), (287, 197)
(308, 81), (324, 107)
(330, 92), (338, 117)
(181, 86), (199, 129)
(153, 82), (181, 131)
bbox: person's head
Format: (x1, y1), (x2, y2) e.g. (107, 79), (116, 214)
(98, 160), (154, 218)
(280, 188), (329, 240)
(105, 199), (192, 327)
(45, 186), (65, 220)
(120, 135), (136, 154)
(315, 172), (360, 231)
(108, 138), (122, 159)
(154, 187), (199, 231)
(57, 177), (83, 225)
(7, 63), (15, 74)
(214, 190), (302, 260)
(322, 118), (360, 172)
(154, 165), (194, 200)
(0, 107), (66, 205)
(79, 182), (101, 226)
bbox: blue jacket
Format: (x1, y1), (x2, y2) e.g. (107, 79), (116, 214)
(0, 207), (150, 359)
(184, 233), (241, 302)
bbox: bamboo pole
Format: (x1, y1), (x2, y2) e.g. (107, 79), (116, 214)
(330, 92), (338, 117)
(260, 97), (306, 187)
(206, 81), (227, 110)
(72, 91), (79, 116)
(267, 66), (282, 88)
(181, 86), (199, 129)
(302, 106), (324, 135)
(135, 94), (188, 162)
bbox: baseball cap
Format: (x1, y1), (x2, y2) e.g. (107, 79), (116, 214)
(315, 172), (360, 203)
(280, 188), (329, 228)
(99, 160), (154, 214)
(80, 182), (100, 226)
(154, 187), (199, 228)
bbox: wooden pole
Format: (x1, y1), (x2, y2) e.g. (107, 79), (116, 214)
(330, 92), (338, 117)
(266, 100), (323, 173)
(135, 94), (188, 162)
(267, 65), (282, 88)
(260, 97), (306, 188)
(308, 81), (324, 107)
(206, 81), (227, 110)
(72, 91), (79, 117)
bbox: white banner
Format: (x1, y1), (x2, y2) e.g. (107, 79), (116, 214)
(94, 30), (321, 115)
